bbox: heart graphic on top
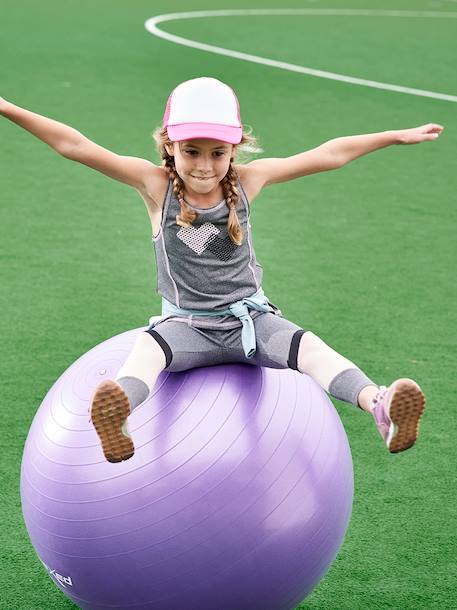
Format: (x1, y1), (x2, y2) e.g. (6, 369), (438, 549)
(177, 222), (220, 255)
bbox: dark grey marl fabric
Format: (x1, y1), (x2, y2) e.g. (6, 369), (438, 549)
(328, 367), (377, 407)
(116, 376), (149, 410)
(147, 311), (305, 372)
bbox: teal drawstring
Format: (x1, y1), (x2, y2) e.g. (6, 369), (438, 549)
(150, 288), (274, 358)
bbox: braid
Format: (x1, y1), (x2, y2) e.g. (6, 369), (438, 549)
(221, 163), (244, 246)
(164, 156), (198, 228)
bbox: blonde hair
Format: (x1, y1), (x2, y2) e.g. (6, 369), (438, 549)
(152, 126), (263, 246)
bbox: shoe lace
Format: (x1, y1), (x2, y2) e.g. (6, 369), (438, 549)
(372, 385), (387, 407)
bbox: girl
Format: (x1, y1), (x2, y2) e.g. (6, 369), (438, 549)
(1, 77), (443, 463)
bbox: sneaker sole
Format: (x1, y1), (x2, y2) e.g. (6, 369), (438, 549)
(90, 380), (135, 463)
(387, 379), (426, 453)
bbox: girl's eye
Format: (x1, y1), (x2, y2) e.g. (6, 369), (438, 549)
(185, 151), (225, 157)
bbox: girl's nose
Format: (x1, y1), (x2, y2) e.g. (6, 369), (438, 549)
(197, 161), (212, 172)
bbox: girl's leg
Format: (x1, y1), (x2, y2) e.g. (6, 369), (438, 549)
(296, 331), (426, 452)
(90, 332), (167, 463)
(296, 331), (378, 411)
(115, 331), (167, 406)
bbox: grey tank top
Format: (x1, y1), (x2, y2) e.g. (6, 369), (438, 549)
(152, 174), (269, 330)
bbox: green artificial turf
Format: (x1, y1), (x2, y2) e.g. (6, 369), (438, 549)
(1, 0), (456, 608)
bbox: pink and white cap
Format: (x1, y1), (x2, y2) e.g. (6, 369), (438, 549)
(163, 77), (242, 144)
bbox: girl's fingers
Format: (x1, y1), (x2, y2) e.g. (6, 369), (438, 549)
(426, 123), (444, 133)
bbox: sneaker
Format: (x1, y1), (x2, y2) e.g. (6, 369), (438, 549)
(89, 380), (135, 463)
(371, 378), (426, 453)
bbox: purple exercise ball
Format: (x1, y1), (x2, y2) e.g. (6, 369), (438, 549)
(20, 327), (354, 610)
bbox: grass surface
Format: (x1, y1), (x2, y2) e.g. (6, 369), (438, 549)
(1, 0), (456, 608)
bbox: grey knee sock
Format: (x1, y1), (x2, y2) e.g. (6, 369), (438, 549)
(328, 368), (378, 409)
(116, 376), (150, 411)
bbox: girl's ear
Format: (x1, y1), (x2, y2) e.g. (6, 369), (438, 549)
(165, 144), (174, 157)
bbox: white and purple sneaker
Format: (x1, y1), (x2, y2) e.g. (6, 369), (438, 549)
(89, 380), (134, 463)
(371, 379), (426, 453)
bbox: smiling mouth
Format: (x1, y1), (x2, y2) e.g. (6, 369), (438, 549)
(193, 176), (214, 180)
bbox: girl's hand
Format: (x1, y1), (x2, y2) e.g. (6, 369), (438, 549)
(396, 123), (444, 145)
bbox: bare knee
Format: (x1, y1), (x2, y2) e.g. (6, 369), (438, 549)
(140, 331), (168, 363)
(297, 331), (327, 370)
(296, 330), (357, 388)
(143, 330), (172, 369)
(116, 331), (170, 389)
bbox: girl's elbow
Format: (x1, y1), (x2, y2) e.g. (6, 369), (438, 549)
(58, 141), (80, 159)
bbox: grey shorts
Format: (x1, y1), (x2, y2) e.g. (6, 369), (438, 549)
(145, 312), (307, 372)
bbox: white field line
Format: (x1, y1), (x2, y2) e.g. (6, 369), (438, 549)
(144, 9), (457, 103)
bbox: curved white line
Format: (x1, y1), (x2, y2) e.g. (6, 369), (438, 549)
(144, 9), (457, 103)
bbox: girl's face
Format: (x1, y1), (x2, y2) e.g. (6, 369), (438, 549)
(167, 138), (234, 195)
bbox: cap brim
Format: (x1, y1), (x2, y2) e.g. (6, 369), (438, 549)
(167, 123), (242, 144)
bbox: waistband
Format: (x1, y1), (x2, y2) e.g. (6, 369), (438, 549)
(149, 288), (274, 359)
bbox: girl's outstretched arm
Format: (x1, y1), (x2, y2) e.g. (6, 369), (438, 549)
(325, 123), (444, 166)
(242, 123), (444, 191)
(0, 96), (82, 154)
(0, 97), (160, 191)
